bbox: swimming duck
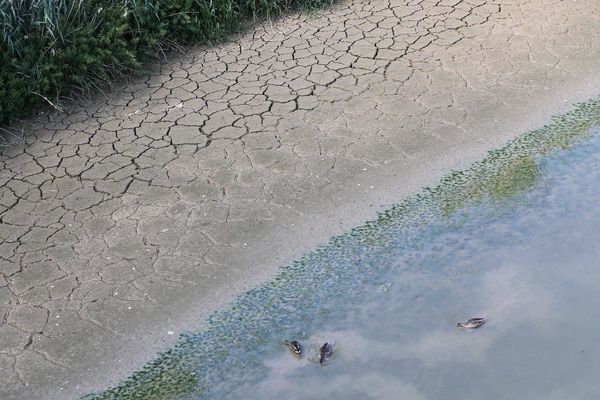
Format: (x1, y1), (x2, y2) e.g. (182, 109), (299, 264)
(457, 317), (486, 329)
(284, 340), (302, 356)
(319, 342), (332, 364)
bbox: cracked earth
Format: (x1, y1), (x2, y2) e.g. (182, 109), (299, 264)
(1, 0), (600, 398)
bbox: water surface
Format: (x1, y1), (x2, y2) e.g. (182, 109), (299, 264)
(219, 131), (600, 400)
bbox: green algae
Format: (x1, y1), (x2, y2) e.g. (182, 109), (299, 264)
(83, 355), (200, 400)
(432, 100), (600, 217)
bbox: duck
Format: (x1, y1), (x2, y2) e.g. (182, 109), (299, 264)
(456, 317), (486, 329)
(319, 342), (332, 364)
(284, 340), (302, 356)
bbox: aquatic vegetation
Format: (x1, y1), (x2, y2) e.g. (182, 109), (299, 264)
(82, 352), (200, 400)
(421, 99), (600, 218)
(440, 155), (540, 216)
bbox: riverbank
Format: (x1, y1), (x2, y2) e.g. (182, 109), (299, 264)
(1, 0), (600, 398)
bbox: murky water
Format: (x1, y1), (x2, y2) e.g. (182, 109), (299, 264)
(85, 100), (600, 400)
(218, 133), (600, 400)
(210, 131), (600, 400)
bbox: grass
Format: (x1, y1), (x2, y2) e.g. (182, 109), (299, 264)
(0, 0), (334, 124)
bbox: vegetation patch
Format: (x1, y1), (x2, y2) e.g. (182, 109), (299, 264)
(0, 0), (332, 124)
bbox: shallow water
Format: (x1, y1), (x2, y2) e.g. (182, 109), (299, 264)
(211, 130), (600, 400)
(85, 100), (600, 400)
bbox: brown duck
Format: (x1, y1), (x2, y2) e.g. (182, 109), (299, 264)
(284, 340), (302, 356)
(319, 342), (332, 364)
(457, 317), (486, 329)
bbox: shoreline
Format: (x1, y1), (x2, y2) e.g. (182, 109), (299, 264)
(2, 0), (600, 398)
(82, 76), (600, 399)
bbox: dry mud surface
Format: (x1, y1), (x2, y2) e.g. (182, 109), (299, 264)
(1, 0), (600, 398)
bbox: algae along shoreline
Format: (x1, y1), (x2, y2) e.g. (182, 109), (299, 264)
(80, 96), (600, 399)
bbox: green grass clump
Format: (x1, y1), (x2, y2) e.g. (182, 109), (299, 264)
(0, 0), (332, 124)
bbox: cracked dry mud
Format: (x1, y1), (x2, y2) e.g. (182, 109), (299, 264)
(1, 0), (600, 398)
